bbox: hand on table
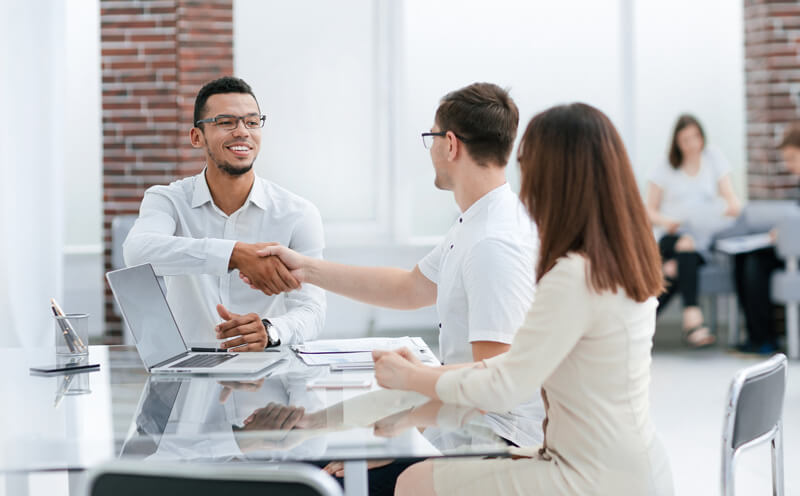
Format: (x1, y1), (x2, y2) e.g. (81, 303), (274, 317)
(373, 348), (421, 390)
(215, 304), (267, 351)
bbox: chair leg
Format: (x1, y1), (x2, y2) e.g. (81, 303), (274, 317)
(728, 295), (739, 347)
(772, 423), (784, 496)
(721, 448), (735, 496)
(787, 303), (799, 360)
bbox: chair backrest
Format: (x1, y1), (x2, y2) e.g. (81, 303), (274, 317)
(775, 214), (800, 259)
(723, 353), (787, 453)
(743, 200), (800, 233)
(86, 460), (344, 496)
(111, 215), (138, 271)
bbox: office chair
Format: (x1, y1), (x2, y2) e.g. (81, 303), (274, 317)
(721, 353), (787, 496)
(86, 460), (344, 496)
(771, 214), (800, 359)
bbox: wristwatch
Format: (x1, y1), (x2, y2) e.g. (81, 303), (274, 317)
(261, 318), (281, 348)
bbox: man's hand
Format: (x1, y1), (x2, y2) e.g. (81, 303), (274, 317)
(215, 304), (268, 351)
(229, 242), (300, 295)
(240, 244), (309, 289)
(242, 402), (306, 431)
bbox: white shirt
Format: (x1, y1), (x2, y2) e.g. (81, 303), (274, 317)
(417, 183), (544, 446)
(418, 183), (538, 365)
(649, 145), (733, 249)
(123, 170), (326, 345)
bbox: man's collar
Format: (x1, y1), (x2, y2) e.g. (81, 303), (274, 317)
(191, 167), (268, 211)
(460, 182), (510, 223)
(191, 168), (213, 208)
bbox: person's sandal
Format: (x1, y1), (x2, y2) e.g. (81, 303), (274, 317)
(682, 325), (716, 348)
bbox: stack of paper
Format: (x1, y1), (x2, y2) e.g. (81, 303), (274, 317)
(715, 232), (773, 255)
(293, 336), (439, 369)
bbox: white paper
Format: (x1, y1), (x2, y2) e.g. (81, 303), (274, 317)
(293, 336), (439, 366)
(715, 232), (773, 255)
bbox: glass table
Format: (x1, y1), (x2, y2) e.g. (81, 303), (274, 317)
(0, 345), (512, 495)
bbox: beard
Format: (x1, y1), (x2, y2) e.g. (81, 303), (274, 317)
(206, 146), (254, 176)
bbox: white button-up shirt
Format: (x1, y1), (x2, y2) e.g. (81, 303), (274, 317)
(123, 170), (326, 345)
(417, 182), (544, 446)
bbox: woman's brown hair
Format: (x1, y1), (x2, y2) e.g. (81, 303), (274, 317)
(668, 114), (705, 169)
(518, 103), (663, 302)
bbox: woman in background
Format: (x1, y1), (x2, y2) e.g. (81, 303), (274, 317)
(646, 114), (741, 348)
(373, 103), (673, 496)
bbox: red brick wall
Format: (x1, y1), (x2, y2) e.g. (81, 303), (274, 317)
(101, 0), (233, 339)
(744, 0), (800, 199)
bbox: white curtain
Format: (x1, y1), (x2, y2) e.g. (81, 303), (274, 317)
(0, 0), (65, 348)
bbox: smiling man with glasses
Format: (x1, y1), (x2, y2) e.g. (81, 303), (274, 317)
(123, 76), (326, 352)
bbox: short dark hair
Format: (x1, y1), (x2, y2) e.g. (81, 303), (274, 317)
(668, 114), (705, 169)
(779, 122), (800, 149)
(434, 82), (519, 167)
(193, 76), (259, 126)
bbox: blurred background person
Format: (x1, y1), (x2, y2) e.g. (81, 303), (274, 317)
(732, 123), (800, 354)
(645, 114), (741, 348)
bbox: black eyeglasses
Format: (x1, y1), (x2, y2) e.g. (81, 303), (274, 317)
(195, 114), (266, 131)
(421, 131), (471, 149)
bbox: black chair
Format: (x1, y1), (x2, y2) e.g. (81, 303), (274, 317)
(721, 353), (786, 496)
(86, 460), (344, 496)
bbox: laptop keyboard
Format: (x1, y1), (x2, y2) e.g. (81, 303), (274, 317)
(170, 353), (236, 369)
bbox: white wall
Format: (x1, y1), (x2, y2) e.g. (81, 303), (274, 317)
(0, 0), (67, 347)
(48, 0), (745, 338)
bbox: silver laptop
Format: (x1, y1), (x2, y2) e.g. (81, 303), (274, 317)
(106, 263), (284, 375)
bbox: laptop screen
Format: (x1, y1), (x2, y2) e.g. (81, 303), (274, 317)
(106, 264), (188, 368)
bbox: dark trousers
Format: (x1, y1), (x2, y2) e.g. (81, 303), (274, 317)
(733, 247), (784, 346)
(658, 234), (704, 314)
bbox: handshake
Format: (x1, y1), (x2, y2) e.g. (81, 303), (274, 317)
(230, 242), (307, 296)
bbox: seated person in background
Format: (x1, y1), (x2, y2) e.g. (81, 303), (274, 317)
(124, 76), (325, 351)
(645, 114), (741, 348)
(732, 123), (800, 354)
(371, 103), (673, 496)
(251, 83), (544, 494)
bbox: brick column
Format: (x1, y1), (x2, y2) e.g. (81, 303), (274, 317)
(744, 0), (800, 199)
(100, 0), (233, 340)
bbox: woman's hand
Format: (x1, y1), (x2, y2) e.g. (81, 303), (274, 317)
(373, 349), (420, 390)
(663, 217), (681, 234)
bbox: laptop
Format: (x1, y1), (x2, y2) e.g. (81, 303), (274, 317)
(106, 263), (285, 375)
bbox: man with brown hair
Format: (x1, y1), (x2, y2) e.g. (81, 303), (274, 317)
(733, 122), (800, 354)
(250, 83), (544, 445)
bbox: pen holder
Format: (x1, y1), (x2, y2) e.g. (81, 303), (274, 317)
(54, 313), (89, 356)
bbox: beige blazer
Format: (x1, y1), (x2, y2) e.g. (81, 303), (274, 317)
(434, 253), (673, 495)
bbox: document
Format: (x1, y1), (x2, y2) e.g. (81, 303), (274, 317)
(293, 336), (439, 367)
(715, 232), (773, 255)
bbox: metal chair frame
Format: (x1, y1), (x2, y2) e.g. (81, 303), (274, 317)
(721, 353), (787, 496)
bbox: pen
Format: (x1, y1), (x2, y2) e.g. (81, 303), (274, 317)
(51, 298), (86, 352)
(51, 305), (77, 353)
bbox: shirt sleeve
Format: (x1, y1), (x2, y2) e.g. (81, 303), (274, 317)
(435, 255), (592, 412)
(462, 237), (536, 344)
(266, 203), (327, 345)
(417, 240), (446, 284)
(122, 186), (236, 276)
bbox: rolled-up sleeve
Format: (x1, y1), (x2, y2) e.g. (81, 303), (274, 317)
(123, 187), (236, 276)
(267, 203), (327, 344)
(435, 255), (590, 412)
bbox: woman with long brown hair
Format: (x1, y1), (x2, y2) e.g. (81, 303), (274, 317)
(373, 103), (674, 495)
